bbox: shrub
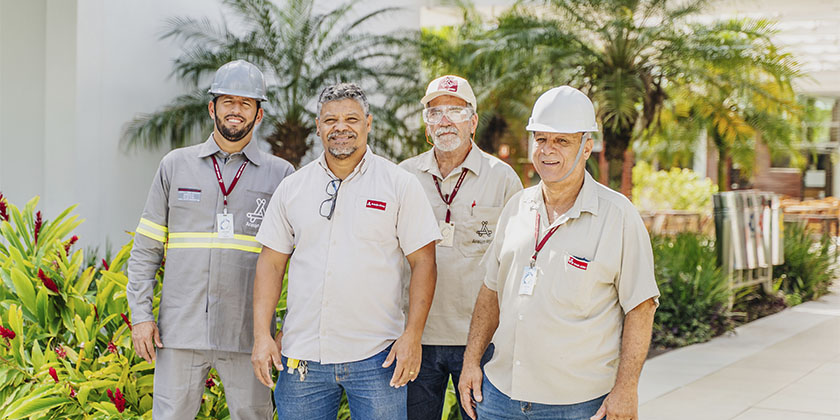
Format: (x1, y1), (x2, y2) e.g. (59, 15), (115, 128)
(650, 233), (732, 348)
(632, 162), (718, 212)
(775, 221), (837, 301)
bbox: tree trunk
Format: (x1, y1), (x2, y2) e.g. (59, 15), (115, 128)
(717, 145), (730, 191)
(266, 120), (314, 168)
(599, 148), (609, 185)
(621, 148), (634, 199)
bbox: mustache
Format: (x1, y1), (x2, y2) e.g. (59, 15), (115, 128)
(434, 127), (459, 136)
(328, 130), (356, 140)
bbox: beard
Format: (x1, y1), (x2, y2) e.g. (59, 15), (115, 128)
(215, 113), (257, 142)
(327, 130), (358, 160)
(432, 127), (463, 152)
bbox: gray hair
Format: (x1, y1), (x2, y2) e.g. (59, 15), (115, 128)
(317, 83), (370, 116)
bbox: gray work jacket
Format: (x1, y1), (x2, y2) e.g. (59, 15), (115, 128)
(127, 135), (294, 353)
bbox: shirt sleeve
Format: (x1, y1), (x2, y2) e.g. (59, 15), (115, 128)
(126, 159), (170, 325)
(617, 206), (661, 313)
(396, 175), (442, 256)
(255, 180), (295, 254)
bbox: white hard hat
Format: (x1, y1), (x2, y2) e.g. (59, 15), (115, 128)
(208, 60), (268, 102)
(421, 75), (477, 111)
(526, 86), (598, 133)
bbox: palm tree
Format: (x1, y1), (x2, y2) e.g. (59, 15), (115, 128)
(122, 0), (422, 167)
(494, 0), (802, 196)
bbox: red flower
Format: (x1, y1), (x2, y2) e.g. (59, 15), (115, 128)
(107, 342), (117, 354)
(48, 367), (59, 383)
(69, 385), (76, 397)
(205, 378), (215, 388)
(64, 235), (79, 255)
(107, 388), (126, 413)
(34, 211), (43, 244)
(0, 193), (8, 222)
(120, 313), (132, 331)
(37, 269), (59, 294)
(101, 258), (110, 270)
(0, 325), (15, 340)
(54, 345), (66, 359)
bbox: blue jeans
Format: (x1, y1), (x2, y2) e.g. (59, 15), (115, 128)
(407, 344), (494, 420)
(476, 377), (606, 420)
(274, 346), (406, 420)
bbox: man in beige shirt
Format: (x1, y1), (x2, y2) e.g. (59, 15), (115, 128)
(250, 83), (441, 420)
(459, 86), (659, 420)
(400, 75), (522, 420)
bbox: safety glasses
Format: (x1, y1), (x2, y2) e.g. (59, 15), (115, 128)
(319, 178), (342, 220)
(422, 106), (473, 125)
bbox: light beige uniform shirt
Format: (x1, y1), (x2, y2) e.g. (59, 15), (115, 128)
(399, 144), (522, 345)
(482, 171), (660, 404)
(256, 148), (442, 364)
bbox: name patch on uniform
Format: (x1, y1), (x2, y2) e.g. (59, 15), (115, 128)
(178, 188), (201, 202)
(366, 200), (387, 211)
(568, 255), (589, 271)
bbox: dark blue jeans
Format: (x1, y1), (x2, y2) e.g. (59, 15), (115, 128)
(476, 377), (607, 420)
(407, 344), (494, 420)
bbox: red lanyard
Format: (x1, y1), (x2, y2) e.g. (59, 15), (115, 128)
(531, 212), (560, 268)
(211, 156), (248, 213)
(433, 168), (469, 223)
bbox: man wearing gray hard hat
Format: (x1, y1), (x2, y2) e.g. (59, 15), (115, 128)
(127, 60), (294, 419)
(459, 86), (659, 420)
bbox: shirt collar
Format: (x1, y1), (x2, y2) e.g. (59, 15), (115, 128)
(316, 146), (373, 181)
(418, 142), (482, 180)
(196, 134), (264, 166)
(527, 171), (600, 227)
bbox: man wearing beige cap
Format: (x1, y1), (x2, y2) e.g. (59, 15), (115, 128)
(400, 75), (522, 420)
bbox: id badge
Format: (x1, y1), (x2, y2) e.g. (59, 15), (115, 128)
(217, 213), (235, 238)
(439, 220), (455, 247)
(519, 266), (537, 295)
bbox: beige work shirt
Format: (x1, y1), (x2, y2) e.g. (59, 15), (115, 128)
(482, 171), (660, 404)
(256, 148), (442, 364)
(399, 144), (522, 345)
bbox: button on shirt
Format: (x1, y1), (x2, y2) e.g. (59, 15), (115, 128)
(256, 148), (442, 364)
(127, 135), (295, 353)
(482, 171), (660, 404)
(399, 143), (522, 345)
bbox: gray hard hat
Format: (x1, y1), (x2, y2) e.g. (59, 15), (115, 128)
(208, 60), (268, 102)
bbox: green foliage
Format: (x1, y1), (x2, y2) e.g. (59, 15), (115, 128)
(632, 162), (718, 212)
(775, 221), (837, 300)
(650, 233), (732, 348)
(0, 197), (228, 419)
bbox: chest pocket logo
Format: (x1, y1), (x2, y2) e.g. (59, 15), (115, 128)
(245, 198), (267, 230)
(476, 221), (493, 237)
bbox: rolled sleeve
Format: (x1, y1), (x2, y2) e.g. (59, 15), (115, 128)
(256, 182), (295, 254)
(617, 209), (660, 313)
(396, 176), (442, 256)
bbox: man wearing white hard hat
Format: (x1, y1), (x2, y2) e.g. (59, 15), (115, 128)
(127, 60), (294, 419)
(400, 75), (522, 419)
(458, 86), (659, 420)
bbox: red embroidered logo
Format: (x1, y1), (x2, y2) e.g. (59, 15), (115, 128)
(568, 256), (588, 270)
(438, 77), (458, 92)
(366, 200), (387, 211)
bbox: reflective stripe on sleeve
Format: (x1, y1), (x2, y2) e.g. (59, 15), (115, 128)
(136, 218), (168, 243)
(166, 232), (262, 254)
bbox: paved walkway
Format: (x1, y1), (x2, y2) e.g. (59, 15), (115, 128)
(639, 285), (840, 420)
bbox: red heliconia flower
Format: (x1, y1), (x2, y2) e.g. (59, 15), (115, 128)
(64, 235), (79, 255)
(205, 378), (215, 388)
(0, 325), (15, 340)
(48, 367), (59, 383)
(107, 388), (126, 413)
(37, 269), (60, 294)
(0, 193), (8, 222)
(34, 211), (43, 244)
(69, 385), (76, 397)
(101, 258), (110, 271)
(93, 304), (99, 320)
(54, 345), (66, 359)
(120, 313), (132, 331)
(107, 342), (117, 354)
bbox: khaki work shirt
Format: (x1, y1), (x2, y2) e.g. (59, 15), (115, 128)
(482, 171), (660, 404)
(256, 148), (442, 364)
(127, 135), (294, 353)
(399, 144), (522, 345)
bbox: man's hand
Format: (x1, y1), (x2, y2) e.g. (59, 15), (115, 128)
(458, 362), (484, 420)
(590, 384), (638, 420)
(382, 331), (421, 388)
(251, 331), (283, 388)
(131, 321), (163, 364)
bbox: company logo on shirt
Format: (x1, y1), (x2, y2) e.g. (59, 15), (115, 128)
(245, 198), (267, 230)
(476, 221), (493, 237)
(438, 77), (458, 92)
(568, 255), (589, 271)
(365, 200), (387, 211)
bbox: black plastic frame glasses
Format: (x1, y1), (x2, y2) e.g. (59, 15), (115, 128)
(319, 178), (342, 220)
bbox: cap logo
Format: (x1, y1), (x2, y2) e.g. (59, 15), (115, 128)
(438, 77), (458, 93)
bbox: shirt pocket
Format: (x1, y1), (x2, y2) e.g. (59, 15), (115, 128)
(456, 205), (503, 258)
(240, 188), (272, 236)
(352, 194), (396, 241)
(548, 253), (602, 316)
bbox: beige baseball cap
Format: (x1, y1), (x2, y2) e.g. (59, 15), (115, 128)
(421, 75), (477, 110)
